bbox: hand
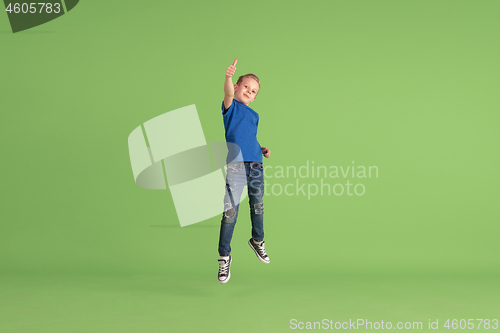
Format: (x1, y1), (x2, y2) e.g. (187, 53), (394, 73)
(226, 58), (237, 78)
(261, 146), (271, 158)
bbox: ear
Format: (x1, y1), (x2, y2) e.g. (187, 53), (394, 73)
(233, 83), (239, 91)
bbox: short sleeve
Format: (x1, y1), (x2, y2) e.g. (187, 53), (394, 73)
(222, 100), (234, 116)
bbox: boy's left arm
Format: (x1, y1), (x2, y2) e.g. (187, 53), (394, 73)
(261, 146), (271, 158)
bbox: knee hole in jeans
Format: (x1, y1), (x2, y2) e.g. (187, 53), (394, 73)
(224, 208), (235, 218)
(253, 202), (263, 215)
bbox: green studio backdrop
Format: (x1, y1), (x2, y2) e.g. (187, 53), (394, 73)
(1, 1), (499, 332)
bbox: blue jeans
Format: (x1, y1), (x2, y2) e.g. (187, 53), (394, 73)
(218, 162), (265, 256)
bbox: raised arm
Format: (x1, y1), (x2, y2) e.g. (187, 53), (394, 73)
(224, 58), (237, 109)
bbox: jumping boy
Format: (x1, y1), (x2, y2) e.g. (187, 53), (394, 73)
(218, 58), (271, 284)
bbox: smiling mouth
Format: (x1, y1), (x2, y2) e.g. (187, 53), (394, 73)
(244, 94), (249, 98)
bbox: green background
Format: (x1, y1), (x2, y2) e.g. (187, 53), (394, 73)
(1, 0), (499, 332)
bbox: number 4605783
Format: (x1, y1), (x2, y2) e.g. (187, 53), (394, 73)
(444, 319), (499, 329)
(5, 3), (61, 14)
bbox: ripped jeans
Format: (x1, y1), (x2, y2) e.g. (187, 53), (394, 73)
(218, 162), (265, 256)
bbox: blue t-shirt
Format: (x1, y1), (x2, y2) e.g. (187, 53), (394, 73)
(222, 99), (262, 163)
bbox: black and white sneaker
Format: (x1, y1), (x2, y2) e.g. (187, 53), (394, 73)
(248, 238), (270, 264)
(218, 256), (232, 284)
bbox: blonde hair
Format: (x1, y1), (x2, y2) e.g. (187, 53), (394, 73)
(236, 74), (260, 87)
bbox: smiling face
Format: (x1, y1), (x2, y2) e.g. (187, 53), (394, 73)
(234, 78), (260, 105)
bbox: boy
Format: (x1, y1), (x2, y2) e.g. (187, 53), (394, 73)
(218, 58), (271, 284)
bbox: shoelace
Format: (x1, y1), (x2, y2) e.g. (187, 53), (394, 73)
(255, 242), (268, 258)
(218, 259), (230, 276)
